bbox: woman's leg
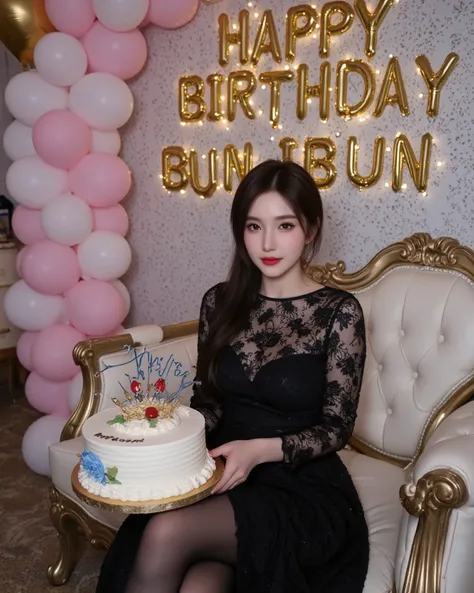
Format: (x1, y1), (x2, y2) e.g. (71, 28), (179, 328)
(179, 562), (234, 593)
(126, 494), (236, 593)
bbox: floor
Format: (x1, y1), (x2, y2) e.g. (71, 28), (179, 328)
(0, 392), (103, 593)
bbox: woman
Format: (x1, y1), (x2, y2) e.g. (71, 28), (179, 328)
(96, 159), (369, 593)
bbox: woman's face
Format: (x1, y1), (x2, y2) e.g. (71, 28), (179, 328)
(243, 191), (308, 279)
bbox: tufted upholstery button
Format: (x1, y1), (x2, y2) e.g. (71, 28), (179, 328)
(399, 329), (405, 337)
(386, 408), (393, 416)
(378, 364), (383, 371)
(438, 335), (445, 343)
(413, 372), (419, 379)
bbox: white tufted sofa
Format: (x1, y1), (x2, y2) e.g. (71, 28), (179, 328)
(48, 234), (474, 593)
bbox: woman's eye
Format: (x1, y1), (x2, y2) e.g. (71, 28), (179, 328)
(246, 223), (260, 231)
(280, 222), (295, 230)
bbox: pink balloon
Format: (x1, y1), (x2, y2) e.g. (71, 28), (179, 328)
(147, 0), (200, 29)
(33, 110), (91, 170)
(45, 0), (96, 38)
(12, 206), (47, 245)
(25, 371), (71, 415)
(69, 154), (132, 207)
(66, 279), (125, 335)
(17, 330), (38, 371)
(139, 13), (151, 28)
(31, 324), (85, 381)
(82, 22), (148, 81)
(21, 240), (81, 295)
(93, 204), (129, 236)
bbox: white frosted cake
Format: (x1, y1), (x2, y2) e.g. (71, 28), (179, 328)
(78, 377), (215, 502)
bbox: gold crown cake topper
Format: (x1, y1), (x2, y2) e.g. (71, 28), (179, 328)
(108, 374), (201, 428)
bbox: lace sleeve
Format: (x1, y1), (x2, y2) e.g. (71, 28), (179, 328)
(281, 296), (366, 466)
(189, 286), (224, 434)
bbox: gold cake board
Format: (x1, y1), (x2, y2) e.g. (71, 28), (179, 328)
(71, 458), (225, 514)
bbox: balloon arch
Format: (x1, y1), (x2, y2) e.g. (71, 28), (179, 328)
(2, 0), (206, 476)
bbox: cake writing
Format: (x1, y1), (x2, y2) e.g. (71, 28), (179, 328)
(94, 431), (144, 443)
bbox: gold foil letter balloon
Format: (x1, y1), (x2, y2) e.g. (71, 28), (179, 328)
(347, 136), (386, 188)
(179, 75), (206, 123)
(304, 138), (337, 190)
(415, 53), (459, 117)
(189, 149), (218, 198)
(162, 147), (189, 192)
(218, 10), (249, 67)
(392, 133), (433, 193)
(354, 0), (394, 59)
(319, 2), (354, 59)
(285, 4), (317, 63)
(373, 57), (409, 118)
(259, 70), (294, 128)
(0, 0), (55, 67)
(251, 9), (282, 66)
(296, 63), (331, 122)
(336, 59), (375, 117)
(227, 70), (257, 122)
(224, 143), (253, 192)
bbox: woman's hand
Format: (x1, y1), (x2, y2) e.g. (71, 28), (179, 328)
(210, 438), (283, 494)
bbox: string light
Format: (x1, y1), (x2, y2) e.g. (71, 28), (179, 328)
(437, 161), (443, 167)
(401, 183), (407, 189)
(335, 132), (341, 137)
(419, 93), (423, 98)
(385, 182), (390, 188)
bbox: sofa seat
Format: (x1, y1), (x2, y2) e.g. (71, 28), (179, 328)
(50, 439), (405, 591)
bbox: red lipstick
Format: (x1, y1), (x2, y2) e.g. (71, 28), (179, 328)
(261, 257), (282, 266)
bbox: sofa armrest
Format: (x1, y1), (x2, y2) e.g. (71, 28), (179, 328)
(410, 400), (474, 504)
(397, 401), (474, 593)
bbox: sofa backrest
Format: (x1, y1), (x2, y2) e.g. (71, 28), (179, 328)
(352, 265), (474, 462)
(310, 233), (474, 465)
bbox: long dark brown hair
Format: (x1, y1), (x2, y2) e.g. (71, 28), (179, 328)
(200, 159), (324, 391)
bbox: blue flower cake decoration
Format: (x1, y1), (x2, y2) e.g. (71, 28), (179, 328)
(80, 451), (120, 485)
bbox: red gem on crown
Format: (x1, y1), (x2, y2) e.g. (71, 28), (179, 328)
(154, 379), (166, 393)
(131, 380), (141, 394)
(145, 407), (159, 419)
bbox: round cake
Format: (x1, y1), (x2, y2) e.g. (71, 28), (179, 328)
(78, 404), (215, 502)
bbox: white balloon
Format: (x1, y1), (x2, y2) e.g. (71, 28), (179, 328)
(6, 156), (69, 209)
(91, 129), (121, 155)
(93, 0), (149, 31)
(4, 71), (68, 127)
(68, 372), (83, 412)
(22, 415), (67, 476)
(4, 280), (64, 331)
(69, 73), (134, 131)
(111, 279), (131, 316)
(42, 193), (93, 246)
(77, 231), (132, 281)
(3, 120), (36, 161)
(34, 32), (88, 87)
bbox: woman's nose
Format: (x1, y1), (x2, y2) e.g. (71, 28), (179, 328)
(262, 229), (276, 252)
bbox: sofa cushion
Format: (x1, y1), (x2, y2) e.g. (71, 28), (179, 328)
(339, 450), (405, 593)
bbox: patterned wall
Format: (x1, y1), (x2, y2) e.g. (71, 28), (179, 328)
(121, 0), (473, 325)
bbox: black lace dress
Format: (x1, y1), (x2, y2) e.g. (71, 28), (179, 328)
(190, 285), (369, 593)
(96, 285), (369, 593)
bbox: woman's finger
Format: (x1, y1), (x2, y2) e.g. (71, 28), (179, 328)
(212, 466), (238, 494)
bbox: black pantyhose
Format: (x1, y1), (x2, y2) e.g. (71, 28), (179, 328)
(124, 494), (236, 593)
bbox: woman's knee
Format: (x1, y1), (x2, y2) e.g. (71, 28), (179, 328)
(140, 509), (189, 555)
